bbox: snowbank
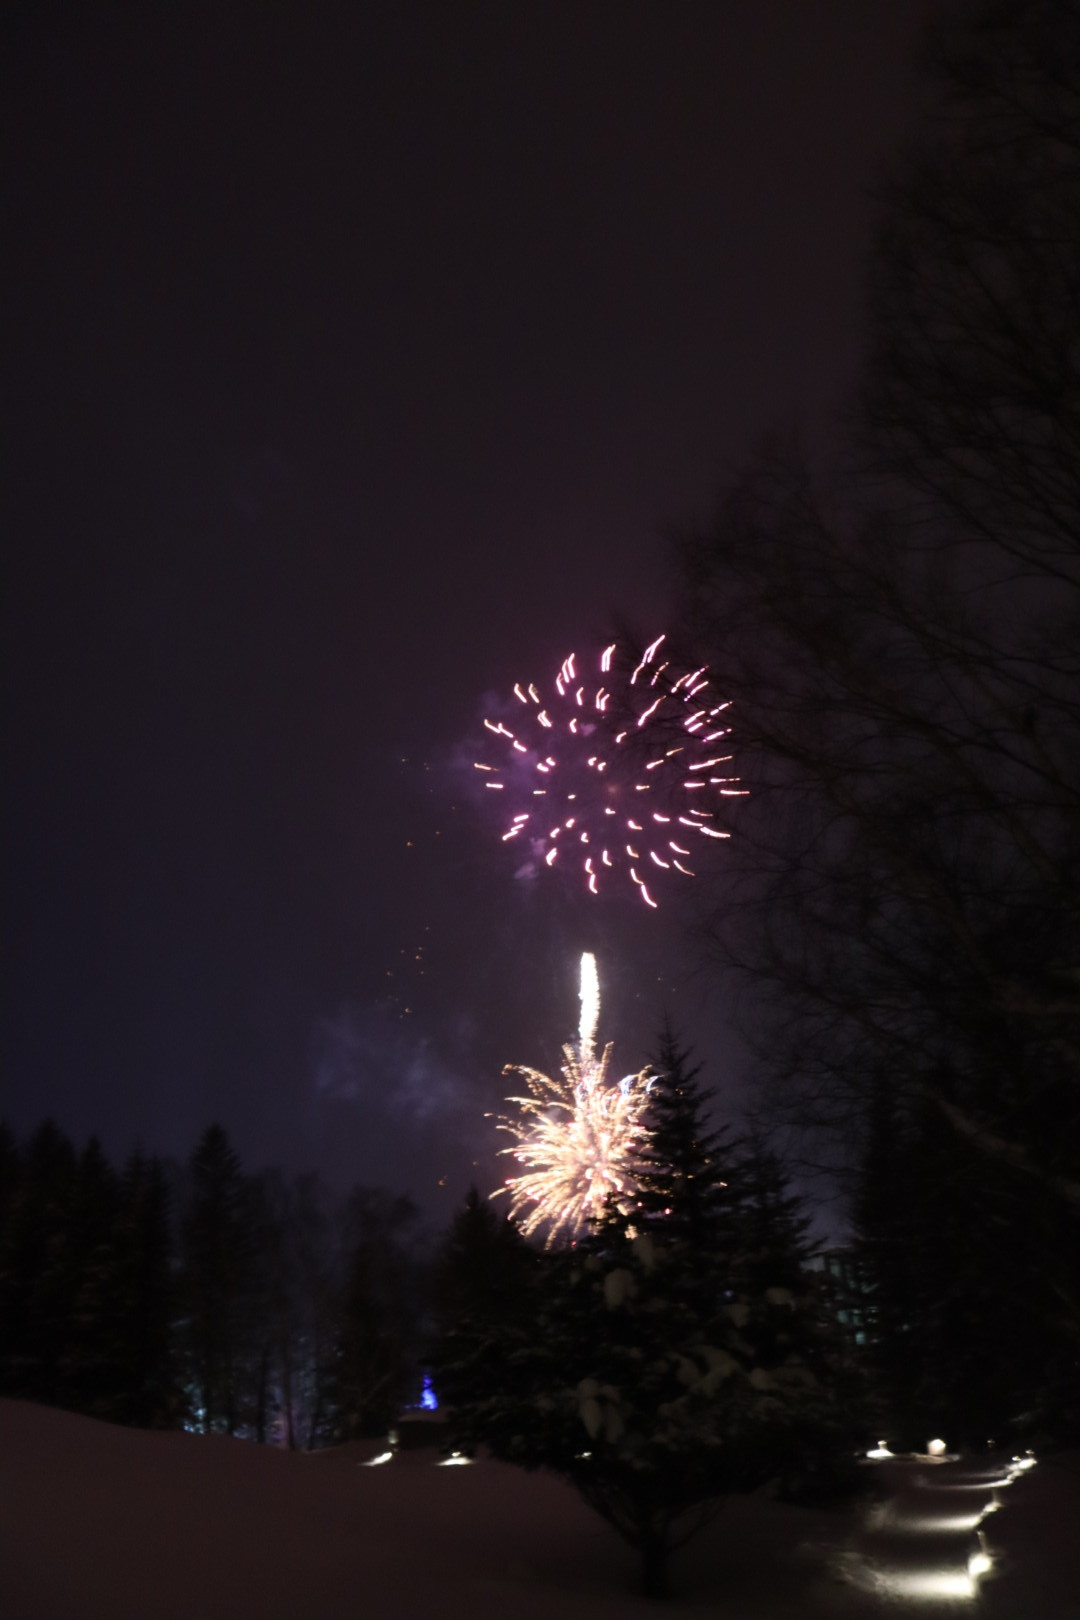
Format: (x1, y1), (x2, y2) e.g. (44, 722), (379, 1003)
(0, 1399), (1070, 1618)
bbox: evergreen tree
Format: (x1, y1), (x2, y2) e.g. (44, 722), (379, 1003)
(287, 1172), (341, 1451)
(732, 1136), (866, 1489)
(0, 1122), (19, 1233)
(179, 1124), (257, 1434)
(110, 1152), (179, 1428)
(429, 1185), (538, 1422)
(331, 1188), (424, 1440)
(737, 1135), (815, 1297)
(244, 1169), (291, 1445)
(439, 1033), (857, 1599)
(0, 1121), (78, 1401)
(632, 1021), (743, 1262)
(60, 1137), (123, 1414)
(433, 1185), (536, 1336)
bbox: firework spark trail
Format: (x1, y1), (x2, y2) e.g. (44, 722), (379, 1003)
(495, 953), (652, 1246)
(477, 634), (745, 906)
(579, 949), (600, 1060)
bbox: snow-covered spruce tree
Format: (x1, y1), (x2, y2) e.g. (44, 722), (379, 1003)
(439, 1036), (857, 1599)
(635, 1030), (859, 1502)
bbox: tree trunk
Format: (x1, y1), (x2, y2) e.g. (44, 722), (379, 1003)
(280, 1338), (296, 1450)
(254, 1345), (270, 1444)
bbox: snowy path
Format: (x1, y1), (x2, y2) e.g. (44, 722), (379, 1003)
(832, 1454), (1023, 1611)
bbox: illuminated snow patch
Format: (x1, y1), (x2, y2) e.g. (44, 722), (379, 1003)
(889, 1570), (979, 1601)
(899, 1512), (985, 1534)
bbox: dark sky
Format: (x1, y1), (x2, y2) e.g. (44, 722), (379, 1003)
(4, 0), (929, 1216)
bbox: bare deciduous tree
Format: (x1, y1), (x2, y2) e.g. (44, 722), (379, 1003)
(677, 0), (1080, 1434)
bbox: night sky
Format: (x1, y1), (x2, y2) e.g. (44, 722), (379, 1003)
(4, 1), (929, 1217)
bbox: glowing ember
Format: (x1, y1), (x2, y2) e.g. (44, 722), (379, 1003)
(495, 953), (651, 1245)
(477, 635), (743, 906)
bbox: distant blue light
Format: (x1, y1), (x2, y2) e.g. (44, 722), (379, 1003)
(420, 1374), (438, 1411)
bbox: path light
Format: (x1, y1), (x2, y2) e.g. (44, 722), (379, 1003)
(927, 1437), (947, 1457)
(866, 1440), (894, 1458)
(438, 1450), (474, 1466)
(363, 1450), (394, 1467)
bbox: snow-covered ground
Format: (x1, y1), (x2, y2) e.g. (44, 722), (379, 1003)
(1, 1398), (1076, 1618)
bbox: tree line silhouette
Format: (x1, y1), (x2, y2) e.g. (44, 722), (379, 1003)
(0, 1119), (426, 1446)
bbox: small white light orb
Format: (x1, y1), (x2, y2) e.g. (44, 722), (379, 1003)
(927, 1437), (947, 1456)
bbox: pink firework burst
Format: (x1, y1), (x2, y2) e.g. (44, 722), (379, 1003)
(475, 634), (744, 907)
